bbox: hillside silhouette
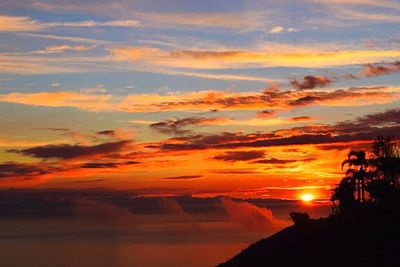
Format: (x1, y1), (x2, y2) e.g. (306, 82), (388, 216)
(219, 136), (400, 267)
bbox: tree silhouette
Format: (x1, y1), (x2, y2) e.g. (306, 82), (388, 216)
(332, 136), (400, 214)
(365, 136), (400, 204)
(371, 136), (400, 189)
(331, 176), (356, 213)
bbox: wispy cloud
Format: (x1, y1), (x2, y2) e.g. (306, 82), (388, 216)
(308, 0), (400, 10)
(0, 91), (113, 110)
(136, 11), (267, 31)
(44, 44), (94, 53)
(0, 16), (42, 31)
(0, 86), (398, 112)
(0, 15), (139, 32)
(333, 7), (400, 23)
(109, 46), (400, 68)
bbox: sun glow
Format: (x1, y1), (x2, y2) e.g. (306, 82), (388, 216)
(300, 193), (314, 202)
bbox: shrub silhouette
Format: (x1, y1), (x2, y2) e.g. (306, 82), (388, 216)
(330, 177), (356, 214)
(290, 212), (309, 225)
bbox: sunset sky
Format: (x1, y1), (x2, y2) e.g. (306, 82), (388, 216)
(1, 0), (400, 201)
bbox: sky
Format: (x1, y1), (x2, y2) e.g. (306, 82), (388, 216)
(1, 1), (400, 266)
(1, 0), (400, 201)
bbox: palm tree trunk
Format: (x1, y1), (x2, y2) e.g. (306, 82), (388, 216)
(357, 179), (361, 202)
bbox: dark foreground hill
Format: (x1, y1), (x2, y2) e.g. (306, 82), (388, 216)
(218, 212), (400, 267)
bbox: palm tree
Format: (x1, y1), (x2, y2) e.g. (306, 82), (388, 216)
(342, 151), (369, 202)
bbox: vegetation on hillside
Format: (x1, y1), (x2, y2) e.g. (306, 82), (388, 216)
(331, 136), (400, 217)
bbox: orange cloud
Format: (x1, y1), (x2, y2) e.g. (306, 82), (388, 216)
(44, 44), (94, 53)
(0, 86), (398, 113)
(110, 46), (400, 68)
(0, 91), (112, 110)
(0, 16), (43, 31)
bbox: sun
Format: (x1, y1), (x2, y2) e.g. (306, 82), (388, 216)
(300, 193), (314, 203)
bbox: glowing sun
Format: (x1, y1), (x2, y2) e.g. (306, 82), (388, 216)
(300, 193), (314, 202)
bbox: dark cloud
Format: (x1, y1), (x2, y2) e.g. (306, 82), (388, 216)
(290, 116), (313, 122)
(340, 73), (359, 80)
(157, 133), (332, 151)
(0, 159), (139, 180)
(361, 62), (400, 77)
(355, 108), (400, 125)
(161, 175), (202, 180)
(150, 116), (225, 135)
(158, 92), (271, 110)
(81, 162), (121, 168)
(288, 88), (387, 106)
(255, 157), (316, 165)
(158, 129), (400, 151)
(257, 110), (277, 118)
(289, 95), (320, 106)
(9, 140), (132, 159)
(80, 160), (139, 168)
(38, 127), (70, 132)
(154, 85), (393, 111)
(287, 62), (400, 92)
(154, 108), (400, 151)
(0, 162), (53, 179)
(290, 75), (331, 90)
(66, 179), (105, 183)
(209, 169), (262, 174)
(330, 108), (400, 137)
(148, 131), (275, 151)
(95, 130), (116, 137)
(214, 151), (265, 161)
(316, 143), (368, 151)
(255, 158), (298, 164)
